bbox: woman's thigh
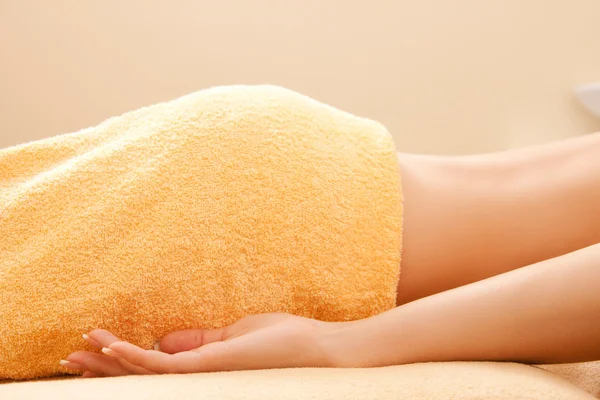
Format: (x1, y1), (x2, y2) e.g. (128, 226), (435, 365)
(395, 133), (600, 305)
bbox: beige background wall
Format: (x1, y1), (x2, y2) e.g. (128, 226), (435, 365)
(1, 0), (599, 154)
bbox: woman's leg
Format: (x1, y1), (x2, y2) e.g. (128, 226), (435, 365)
(396, 132), (600, 305)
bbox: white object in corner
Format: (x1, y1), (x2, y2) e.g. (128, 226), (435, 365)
(575, 82), (600, 118)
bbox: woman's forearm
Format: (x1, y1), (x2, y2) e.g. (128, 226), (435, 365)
(336, 242), (600, 366)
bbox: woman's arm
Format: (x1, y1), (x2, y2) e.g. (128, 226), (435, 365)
(337, 242), (600, 366)
(67, 242), (600, 376)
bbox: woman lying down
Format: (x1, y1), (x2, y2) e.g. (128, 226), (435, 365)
(0, 85), (599, 380)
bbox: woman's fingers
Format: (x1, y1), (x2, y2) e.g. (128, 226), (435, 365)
(59, 359), (85, 370)
(99, 314), (319, 374)
(84, 329), (155, 375)
(81, 371), (101, 378)
(105, 341), (222, 374)
(82, 333), (103, 349)
(65, 351), (132, 377)
(107, 337), (274, 373)
(157, 328), (226, 354)
(85, 329), (119, 348)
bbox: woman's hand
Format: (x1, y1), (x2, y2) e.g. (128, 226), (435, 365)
(62, 313), (355, 377)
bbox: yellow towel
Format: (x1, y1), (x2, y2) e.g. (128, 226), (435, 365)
(0, 85), (403, 380)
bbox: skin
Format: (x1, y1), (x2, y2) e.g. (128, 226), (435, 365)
(62, 132), (600, 377)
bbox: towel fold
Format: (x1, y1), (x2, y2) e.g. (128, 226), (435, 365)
(0, 85), (403, 379)
(538, 361), (600, 398)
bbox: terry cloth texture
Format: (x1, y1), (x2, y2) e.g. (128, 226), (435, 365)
(0, 85), (403, 379)
(539, 361), (600, 398)
(0, 363), (596, 400)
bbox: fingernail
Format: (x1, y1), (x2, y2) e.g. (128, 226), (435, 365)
(60, 360), (85, 370)
(83, 333), (102, 347)
(102, 347), (119, 357)
(153, 340), (161, 351)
